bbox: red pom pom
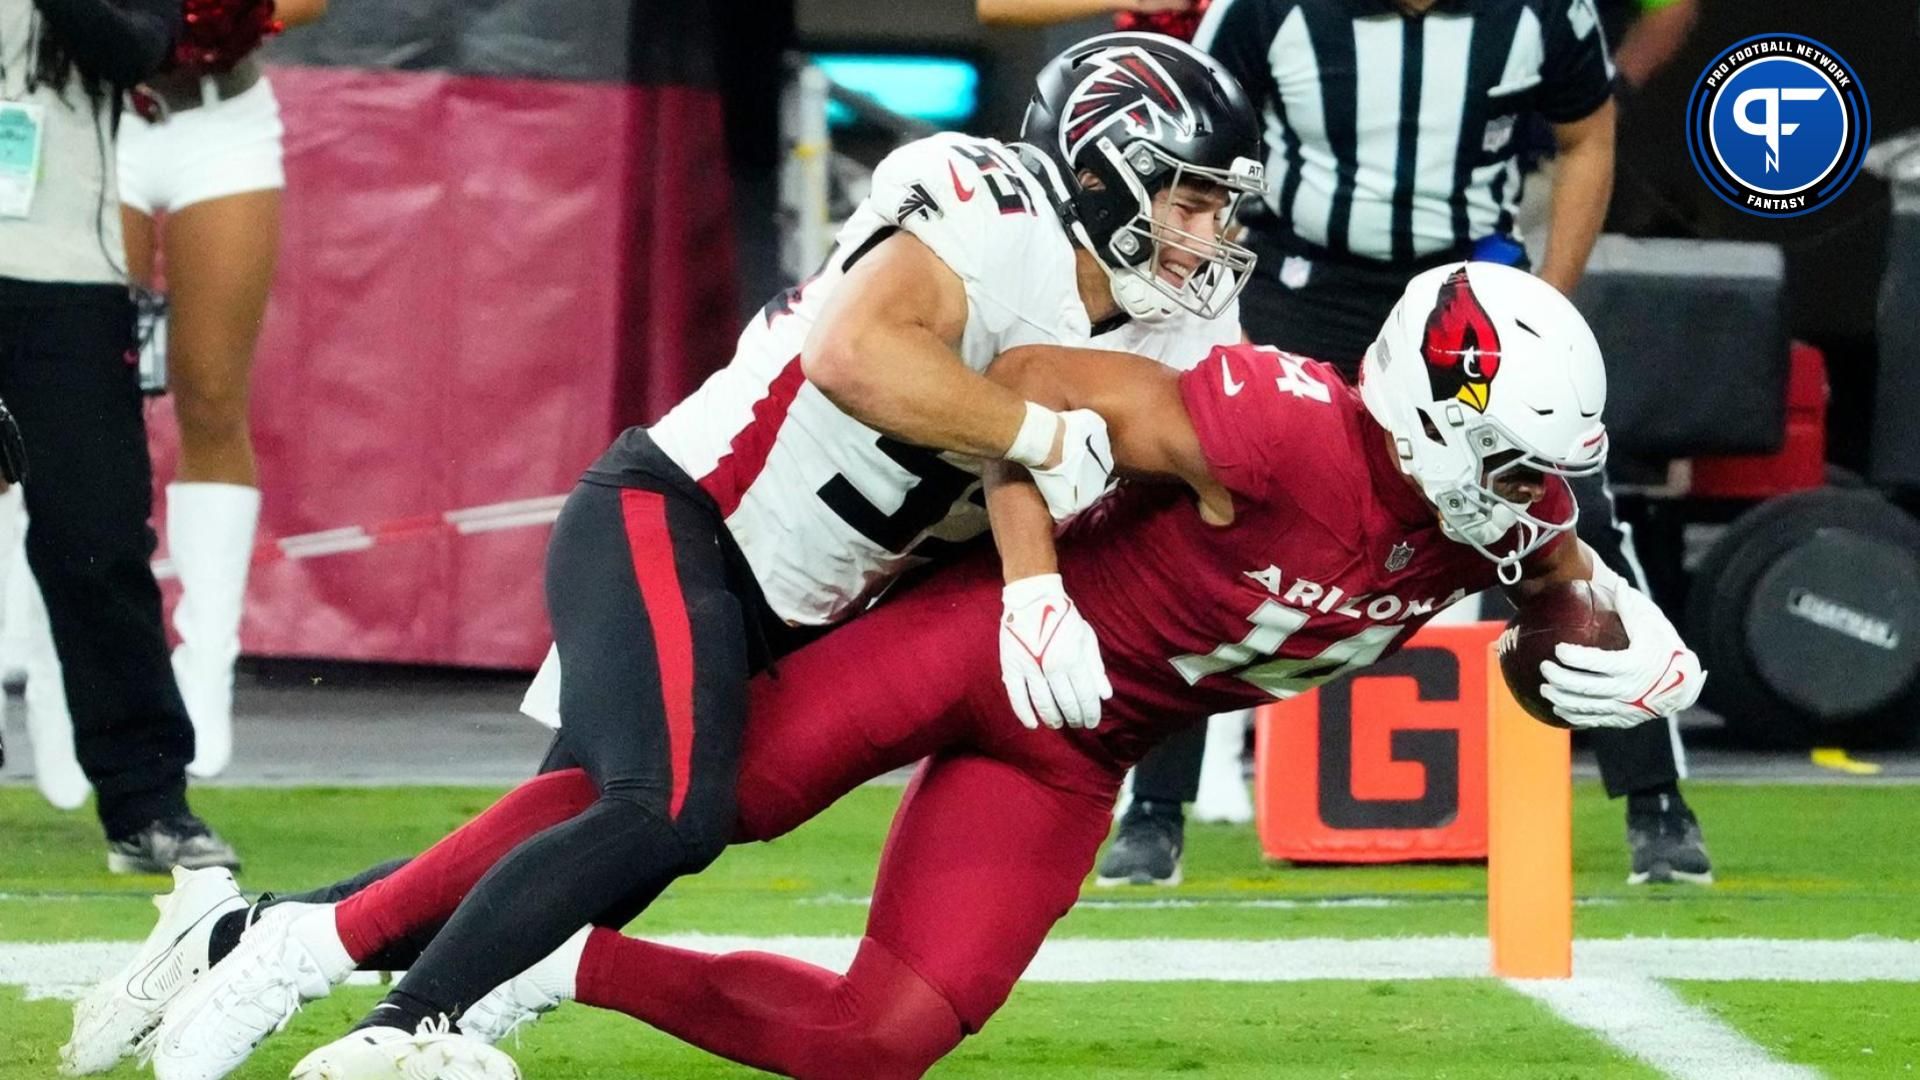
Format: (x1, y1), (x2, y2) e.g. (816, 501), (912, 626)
(169, 0), (284, 75)
(1112, 0), (1212, 42)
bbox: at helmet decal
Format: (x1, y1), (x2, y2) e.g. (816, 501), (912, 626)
(1061, 47), (1198, 161)
(1419, 267), (1502, 413)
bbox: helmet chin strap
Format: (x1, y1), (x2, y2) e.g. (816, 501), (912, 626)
(1436, 495), (1527, 583)
(1106, 264), (1182, 322)
(1440, 501), (1520, 547)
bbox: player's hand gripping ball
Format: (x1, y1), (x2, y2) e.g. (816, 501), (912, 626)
(1497, 580), (1628, 729)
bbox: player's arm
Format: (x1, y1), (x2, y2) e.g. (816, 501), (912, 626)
(801, 233), (1110, 520)
(987, 344), (1232, 521)
(1504, 532), (1593, 600)
(977, 343), (1230, 731)
(980, 458), (1112, 730)
(1513, 535), (1703, 726)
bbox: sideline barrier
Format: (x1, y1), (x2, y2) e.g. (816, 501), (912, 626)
(1254, 623), (1500, 863)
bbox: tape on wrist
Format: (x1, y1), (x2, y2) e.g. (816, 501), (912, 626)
(1005, 401), (1060, 468)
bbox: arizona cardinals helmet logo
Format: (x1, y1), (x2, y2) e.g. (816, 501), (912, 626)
(1420, 267), (1502, 412)
(1061, 47), (1198, 161)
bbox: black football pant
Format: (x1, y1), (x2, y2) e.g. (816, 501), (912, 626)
(0, 280), (196, 840)
(1130, 265), (1682, 811)
(363, 475), (751, 1027)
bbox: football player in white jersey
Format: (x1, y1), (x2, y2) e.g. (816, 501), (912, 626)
(69, 33), (1270, 1080)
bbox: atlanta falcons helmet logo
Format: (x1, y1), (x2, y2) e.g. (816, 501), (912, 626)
(1060, 46), (1198, 161)
(1420, 267), (1502, 413)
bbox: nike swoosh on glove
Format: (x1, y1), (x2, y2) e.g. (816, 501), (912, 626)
(999, 573), (1114, 730)
(1028, 409), (1114, 521)
(1537, 583), (1706, 729)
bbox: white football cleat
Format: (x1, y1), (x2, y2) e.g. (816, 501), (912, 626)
(458, 926), (590, 1044)
(142, 902), (351, 1080)
(60, 866), (245, 1075)
(289, 1019), (522, 1080)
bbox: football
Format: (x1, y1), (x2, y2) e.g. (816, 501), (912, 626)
(1497, 580), (1631, 728)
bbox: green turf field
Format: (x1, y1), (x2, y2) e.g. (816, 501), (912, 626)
(2, 780), (1916, 1077)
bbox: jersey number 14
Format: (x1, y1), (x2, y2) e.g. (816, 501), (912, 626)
(1171, 599), (1403, 699)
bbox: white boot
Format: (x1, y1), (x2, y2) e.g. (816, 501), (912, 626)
(1191, 711), (1254, 825)
(14, 542), (87, 810)
(0, 486), (27, 686)
(166, 483), (260, 779)
(0, 489), (88, 811)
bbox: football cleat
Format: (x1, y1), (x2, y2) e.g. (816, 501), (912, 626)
(61, 866), (245, 1075)
(142, 903), (346, 1080)
(1095, 801), (1184, 887)
(107, 816), (241, 876)
(289, 1018), (522, 1080)
(459, 927), (590, 1045)
(1627, 804), (1714, 886)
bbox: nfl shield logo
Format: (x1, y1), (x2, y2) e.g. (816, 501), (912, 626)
(1385, 542), (1414, 572)
(1280, 255), (1311, 290)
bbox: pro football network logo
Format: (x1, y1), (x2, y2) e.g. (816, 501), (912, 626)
(1685, 34), (1870, 219)
(1061, 46), (1197, 161)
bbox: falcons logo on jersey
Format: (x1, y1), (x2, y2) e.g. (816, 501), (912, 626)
(1420, 267), (1502, 412)
(895, 182), (942, 224)
(1061, 47), (1197, 160)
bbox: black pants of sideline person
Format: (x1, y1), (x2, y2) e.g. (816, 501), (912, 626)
(0, 279), (196, 839)
(1128, 261), (1683, 811)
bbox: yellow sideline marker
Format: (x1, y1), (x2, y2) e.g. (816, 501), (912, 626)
(1487, 643), (1572, 979)
(1810, 747), (1882, 775)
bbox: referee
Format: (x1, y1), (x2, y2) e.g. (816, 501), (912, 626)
(1096, 0), (1710, 889)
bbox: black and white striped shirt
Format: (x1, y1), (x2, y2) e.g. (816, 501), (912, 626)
(1194, 0), (1614, 264)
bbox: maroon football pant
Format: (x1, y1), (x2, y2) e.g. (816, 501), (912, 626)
(580, 558), (1129, 1077)
(321, 558), (1128, 1077)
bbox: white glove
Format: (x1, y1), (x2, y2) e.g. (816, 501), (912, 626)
(1538, 582), (1706, 729)
(1005, 403), (1114, 521)
(999, 573), (1113, 730)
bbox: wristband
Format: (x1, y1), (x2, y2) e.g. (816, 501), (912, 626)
(1005, 401), (1059, 468)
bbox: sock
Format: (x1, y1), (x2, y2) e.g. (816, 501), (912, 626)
(286, 904), (357, 983)
(333, 769), (597, 963)
(1627, 783), (1686, 817)
(1127, 798), (1184, 825)
(352, 992), (441, 1035)
(207, 907), (250, 965)
(577, 931), (963, 1080)
(518, 925), (589, 1004)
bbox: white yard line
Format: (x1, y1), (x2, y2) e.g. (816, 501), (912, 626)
(801, 893), (1633, 910)
(1511, 976), (1819, 1080)
(8, 935), (1917, 998)
(9, 936), (1910, 1077)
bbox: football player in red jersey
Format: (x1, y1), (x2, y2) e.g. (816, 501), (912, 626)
(67, 34), (1270, 1080)
(169, 263), (1699, 1079)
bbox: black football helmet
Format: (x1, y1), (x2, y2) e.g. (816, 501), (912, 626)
(1018, 32), (1264, 321)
